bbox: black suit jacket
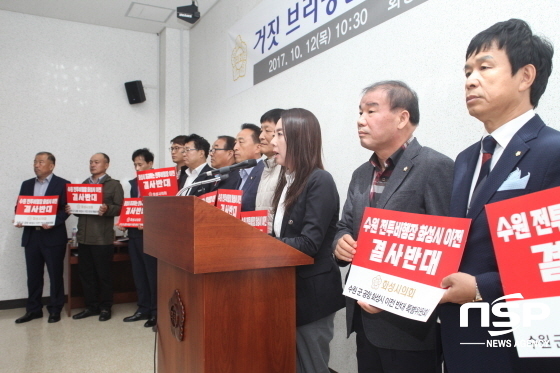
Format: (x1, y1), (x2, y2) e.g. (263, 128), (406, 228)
(275, 169), (345, 326)
(19, 174), (70, 247)
(210, 168), (241, 192)
(240, 160), (265, 212)
(186, 164), (215, 196)
(440, 115), (560, 372)
(128, 178), (143, 239)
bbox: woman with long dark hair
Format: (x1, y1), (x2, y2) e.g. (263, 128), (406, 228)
(271, 108), (345, 373)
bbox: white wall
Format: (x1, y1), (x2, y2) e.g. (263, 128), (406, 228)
(0, 10), (160, 302)
(188, 1), (560, 371)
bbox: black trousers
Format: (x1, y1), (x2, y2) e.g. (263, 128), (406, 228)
(24, 230), (66, 313)
(128, 236), (157, 316)
(354, 307), (441, 373)
(77, 243), (113, 310)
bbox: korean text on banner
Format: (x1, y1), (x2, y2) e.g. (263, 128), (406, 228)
(137, 167), (178, 197)
(117, 198), (143, 228)
(343, 207), (470, 322)
(67, 184), (103, 215)
(486, 186), (560, 357)
(240, 210), (268, 233)
(216, 189), (243, 218)
(14, 195), (59, 226)
(198, 191), (218, 205)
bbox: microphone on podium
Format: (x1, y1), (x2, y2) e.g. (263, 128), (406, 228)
(204, 159), (257, 177)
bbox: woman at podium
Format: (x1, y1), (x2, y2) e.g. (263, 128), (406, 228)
(270, 108), (345, 373)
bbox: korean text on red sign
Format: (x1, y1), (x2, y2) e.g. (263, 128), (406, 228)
(486, 186), (560, 358)
(116, 198), (143, 228)
(14, 195), (59, 226)
(137, 167), (178, 197)
(343, 207), (470, 322)
(67, 184), (103, 215)
(240, 210), (268, 233)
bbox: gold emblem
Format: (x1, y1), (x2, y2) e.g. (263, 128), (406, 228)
(169, 289), (186, 342)
(231, 35), (247, 81)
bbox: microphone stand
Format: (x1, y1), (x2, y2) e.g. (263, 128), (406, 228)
(176, 174), (229, 196)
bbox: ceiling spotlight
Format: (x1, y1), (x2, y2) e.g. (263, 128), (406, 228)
(177, 1), (200, 24)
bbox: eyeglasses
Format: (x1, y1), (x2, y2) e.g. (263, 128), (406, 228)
(182, 148), (199, 153)
(169, 146), (184, 153)
(209, 148), (228, 154)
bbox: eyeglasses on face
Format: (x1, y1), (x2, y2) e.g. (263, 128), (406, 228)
(209, 148), (228, 154)
(169, 146), (184, 152)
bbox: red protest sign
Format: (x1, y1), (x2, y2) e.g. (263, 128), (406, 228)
(116, 198), (143, 228)
(486, 186), (560, 300)
(14, 196), (59, 226)
(344, 207), (470, 321)
(137, 167), (178, 197)
(216, 189), (243, 218)
(67, 184), (103, 214)
(198, 191), (217, 205)
(240, 210), (268, 233)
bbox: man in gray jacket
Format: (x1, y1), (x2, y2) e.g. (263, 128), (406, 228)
(334, 81), (453, 373)
(67, 153), (124, 322)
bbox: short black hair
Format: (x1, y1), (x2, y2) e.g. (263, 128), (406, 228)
(466, 19), (553, 108)
(132, 148), (154, 163)
(240, 123), (262, 144)
(36, 152), (56, 165)
(260, 109), (284, 124)
(363, 81), (420, 125)
(170, 135), (189, 145)
(185, 133), (210, 158)
(217, 135), (236, 150)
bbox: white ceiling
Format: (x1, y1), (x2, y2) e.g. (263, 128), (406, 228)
(0, 0), (219, 34)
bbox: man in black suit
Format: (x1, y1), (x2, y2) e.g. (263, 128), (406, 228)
(334, 81), (454, 372)
(209, 135), (241, 191)
(233, 124), (264, 211)
(119, 148), (158, 328)
(439, 19), (560, 373)
(178, 134), (215, 196)
(169, 135), (188, 189)
(15, 152), (70, 324)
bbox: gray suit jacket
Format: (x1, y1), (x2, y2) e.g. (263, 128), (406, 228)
(335, 138), (454, 350)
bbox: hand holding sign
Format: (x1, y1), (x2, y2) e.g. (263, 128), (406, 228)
(334, 234), (358, 262)
(439, 272), (477, 305)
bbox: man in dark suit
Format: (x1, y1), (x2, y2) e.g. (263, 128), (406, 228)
(334, 81), (454, 372)
(119, 148), (158, 328)
(15, 152), (70, 324)
(178, 134), (215, 196)
(169, 135), (189, 189)
(209, 135), (241, 191)
(439, 19), (560, 373)
(233, 123), (264, 211)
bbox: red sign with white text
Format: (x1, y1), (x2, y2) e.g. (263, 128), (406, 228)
(344, 207), (470, 321)
(116, 198), (143, 228)
(486, 186), (560, 358)
(240, 210), (268, 233)
(14, 196), (59, 226)
(137, 167), (178, 197)
(216, 189), (243, 218)
(67, 184), (103, 214)
(486, 186), (560, 300)
(198, 191), (217, 205)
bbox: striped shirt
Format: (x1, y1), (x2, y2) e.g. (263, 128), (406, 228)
(369, 137), (414, 206)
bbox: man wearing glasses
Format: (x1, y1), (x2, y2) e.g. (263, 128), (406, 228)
(180, 134), (214, 196)
(169, 135), (188, 189)
(210, 135), (241, 190)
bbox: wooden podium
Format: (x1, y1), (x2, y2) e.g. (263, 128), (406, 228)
(143, 196), (313, 373)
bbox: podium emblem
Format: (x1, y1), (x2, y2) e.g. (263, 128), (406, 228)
(169, 289), (186, 342)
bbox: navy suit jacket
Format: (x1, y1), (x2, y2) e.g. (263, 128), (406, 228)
(239, 160), (265, 212)
(19, 174), (70, 247)
(440, 115), (560, 372)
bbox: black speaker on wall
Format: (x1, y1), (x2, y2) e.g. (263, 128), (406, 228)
(124, 80), (146, 104)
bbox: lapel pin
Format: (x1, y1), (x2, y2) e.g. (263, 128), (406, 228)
(515, 151), (521, 157)
(403, 167), (408, 172)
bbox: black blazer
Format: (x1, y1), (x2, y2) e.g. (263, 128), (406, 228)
(128, 178), (143, 239)
(210, 168), (241, 192)
(187, 164), (216, 196)
(19, 174), (70, 247)
(275, 169), (345, 326)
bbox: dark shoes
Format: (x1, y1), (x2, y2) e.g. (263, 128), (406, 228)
(99, 309), (111, 321)
(48, 313), (61, 323)
(123, 312), (150, 322)
(144, 316), (157, 328)
(15, 311), (43, 324)
(72, 308), (101, 320)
